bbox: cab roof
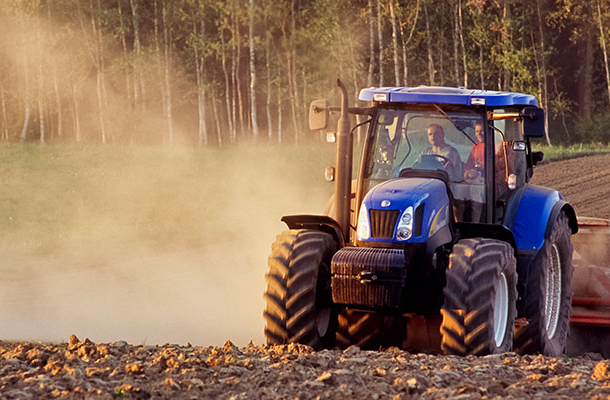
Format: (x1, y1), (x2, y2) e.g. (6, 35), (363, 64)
(359, 86), (539, 107)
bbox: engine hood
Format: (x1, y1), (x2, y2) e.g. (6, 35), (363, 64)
(360, 177), (451, 243)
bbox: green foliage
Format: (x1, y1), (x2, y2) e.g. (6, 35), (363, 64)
(0, 0), (609, 145)
(574, 112), (610, 143)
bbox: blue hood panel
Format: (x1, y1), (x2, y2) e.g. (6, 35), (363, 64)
(361, 178), (450, 243)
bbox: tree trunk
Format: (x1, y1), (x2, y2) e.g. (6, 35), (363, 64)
(36, 10), (45, 144)
(37, 64), (45, 144)
(479, 43), (484, 89)
(398, 0), (419, 87)
(249, 0), (259, 138)
(230, 11), (238, 141)
(162, 0), (174, 145)
(390, 0), (400, 86)
(552, 77), (571, 141)
(368, 0), (375, 87)
(377, 0), (384, 86)
(399, 23), (408, 86)
(502, 1), (512, 91)
(580, 20), (594, 121)
(598, 0), (610, 113)
(221, 32), (234, 141)
(286, 0), (299, 142)
(286, 53), (298, 142)
(72, 83), (82, 142)
(424, 2), (435, 85)
(47, 1), (63, 139)
(438, 27), (445, 85)
(453, 1), (460, 85)
(212, 91), (222, 146)
(98, 0), (109, 142)
(265, 22), (273, 139)
(233, 4), (244, 139)
(117, 0), (132, 107)
(117, 0), (135, 143)
(153, 0), (168, 143)
(457, 0), (467, 87)
(20, 13), (30, 143)
(194, 7), (208, 146)
(0, 79), (8, 140)
(277, 77), (282, 144)
(130, 0), (145, 111)
(291, 1), (300, 142)
(536, 0), (550, 145)
(531, 30), (543, 107)
(91, 0), (107, 144)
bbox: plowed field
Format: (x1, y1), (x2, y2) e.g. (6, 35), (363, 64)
(531, 153), (610, 218)
(2, 154), (610, 399)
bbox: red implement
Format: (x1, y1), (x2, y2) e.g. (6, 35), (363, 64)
(566, 217), (610, 356)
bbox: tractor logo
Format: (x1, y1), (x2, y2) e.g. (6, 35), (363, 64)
(381, 200), (391, 207)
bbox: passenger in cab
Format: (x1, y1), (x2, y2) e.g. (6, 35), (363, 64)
(464, 122), (485, 181)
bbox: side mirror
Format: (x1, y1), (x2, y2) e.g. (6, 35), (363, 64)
(309, 99), (329, 131)
(522, 106), (545, 138)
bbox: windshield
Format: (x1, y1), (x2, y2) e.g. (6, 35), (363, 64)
(363, 105), (487, 222)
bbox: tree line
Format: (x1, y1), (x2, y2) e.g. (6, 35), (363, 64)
(1, 0), (610, 146)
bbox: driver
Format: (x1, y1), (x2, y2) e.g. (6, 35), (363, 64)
(421, 124), (463, 181)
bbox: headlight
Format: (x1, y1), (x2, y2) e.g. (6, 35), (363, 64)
(356, 205), (370, 240)
(396, 206), (413, 241)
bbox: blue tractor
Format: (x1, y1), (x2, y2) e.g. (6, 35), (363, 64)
(263, 80), (578, 356)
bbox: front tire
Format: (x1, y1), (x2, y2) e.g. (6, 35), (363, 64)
(514, 212), (573, 356)
(441, 238), (517, 356)
(263, 230), (337, 349)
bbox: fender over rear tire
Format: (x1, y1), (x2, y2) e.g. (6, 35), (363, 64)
(514, 212), (573, 356)
(441, 238), (517, 356)
(263, 230), (337, 350)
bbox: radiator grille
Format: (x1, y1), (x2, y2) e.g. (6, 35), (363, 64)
(331, 247), (406, 308)
(369, 209), (400, 239)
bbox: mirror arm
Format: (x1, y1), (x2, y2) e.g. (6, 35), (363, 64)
(325, 106), (374, 116)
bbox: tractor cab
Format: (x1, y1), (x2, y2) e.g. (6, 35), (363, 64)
(357, 87), (543, 235)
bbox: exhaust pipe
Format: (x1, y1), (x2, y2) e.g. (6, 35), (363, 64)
(335, 79), (353, 243)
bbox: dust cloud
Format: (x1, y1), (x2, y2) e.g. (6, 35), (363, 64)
(0, 7), (193, 144)
(0, 145), (333, 347)
(0, 6), (339, 347)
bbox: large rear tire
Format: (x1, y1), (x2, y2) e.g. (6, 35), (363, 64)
(441, 238), (517, 356)
(514, 212), (573, 356)
(263, 230), (337, 349)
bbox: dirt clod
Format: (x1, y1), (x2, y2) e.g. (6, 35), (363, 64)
(0, 336), (608, 399)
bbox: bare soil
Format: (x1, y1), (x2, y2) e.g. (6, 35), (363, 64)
(3, 335), (610, 400)
(530, 153), (610, 218)
(3, 154), (610, 399)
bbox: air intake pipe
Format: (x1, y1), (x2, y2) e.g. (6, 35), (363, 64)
(335, 79), (353, 243)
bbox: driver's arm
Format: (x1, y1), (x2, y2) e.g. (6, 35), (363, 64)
(448, 148), (464, 181)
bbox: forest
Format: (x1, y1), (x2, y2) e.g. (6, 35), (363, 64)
(1, 0), (609, 146)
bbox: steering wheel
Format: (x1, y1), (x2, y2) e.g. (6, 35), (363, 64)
(413, 154), (452, 171)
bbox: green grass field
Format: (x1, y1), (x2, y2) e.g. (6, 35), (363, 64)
(1, 140), (603, 259)
(0, 143), (336, 259)
(532, 142), (610, 160)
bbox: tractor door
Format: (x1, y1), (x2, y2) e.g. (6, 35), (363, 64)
(491, 108), (529, 223)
